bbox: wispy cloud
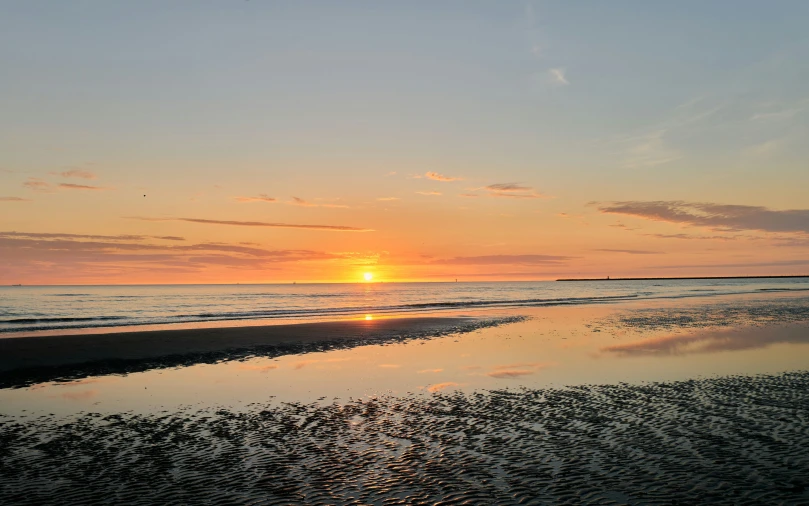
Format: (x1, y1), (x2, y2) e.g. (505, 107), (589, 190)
(487, 370), (535, 378)
(0, 234), (371, 277)
(621, 130), (680, 169)
(595, 201), (809, 234)
(234, 194), (276, 203)
(58, 183), (108, 191)
(474, 183), (547, 199)
(0, 196), (31, 202)
(376, 197), (400, 201)
(415, 191), (442, 196)
(424, 171), (463, 182)
(22, 178), (51, 192)
(594, 249), (663, 255)
(432, 254), (572, 265)
(128, 217), (373, 232)
(549, 68), (568, 85)
(642, 233), (741, 241)
(0, 231), (185, 242)
(289, 196), (349, 208)
(56, 169), (96, 179)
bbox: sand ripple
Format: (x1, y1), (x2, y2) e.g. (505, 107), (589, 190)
(2, 371), (808, 504)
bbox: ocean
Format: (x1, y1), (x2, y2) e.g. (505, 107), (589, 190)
(2, 277), (808, 334)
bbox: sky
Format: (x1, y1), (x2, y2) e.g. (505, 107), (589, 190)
(1, 0), (809, 284)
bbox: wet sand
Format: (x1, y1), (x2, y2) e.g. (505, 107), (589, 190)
(1, 371), (807, 505)
(0, 316), (523, 388)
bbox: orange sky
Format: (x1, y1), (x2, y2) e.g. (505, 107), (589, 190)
(1, 3), (808, 284)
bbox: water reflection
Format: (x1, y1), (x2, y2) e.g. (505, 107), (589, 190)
(601, 324), (809, 356)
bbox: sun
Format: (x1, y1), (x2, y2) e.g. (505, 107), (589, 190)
(363, 272), (373, 282)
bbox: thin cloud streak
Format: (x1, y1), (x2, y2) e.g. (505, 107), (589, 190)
(480, 183), (546, 199)
(57, 169), (96, 179)
(58, 183), (108, 191)
(596, 200), (809, 234)
(0, 231), (185, 242)
(0, 197), (31, 202)
(127, 217), (373, 232)
(424, 172), (463, 182)
(289, 197), (349, 208)
(23, 178), (51, 192)
(594, 249), (663, 255)
(234, 194), (276, 203)
(432, 254), (573, 266)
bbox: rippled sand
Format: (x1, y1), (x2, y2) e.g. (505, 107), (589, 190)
(2, 371), (807, 505)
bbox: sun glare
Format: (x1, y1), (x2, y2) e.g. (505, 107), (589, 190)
(363, 272), (373, 282)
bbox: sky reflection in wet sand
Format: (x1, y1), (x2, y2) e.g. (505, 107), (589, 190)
(2, 294), (809, 417)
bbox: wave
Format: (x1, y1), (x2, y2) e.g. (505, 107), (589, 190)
(0, 316), (129, 324)
(757, 287), (809, 292)
(3, 286), (809, 334)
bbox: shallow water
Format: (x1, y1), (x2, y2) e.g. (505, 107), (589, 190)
(2, 292), (809, 416)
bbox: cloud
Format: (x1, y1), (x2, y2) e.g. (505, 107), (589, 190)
(426, 382), (459, 393)
(486, 183), (531, 192)
(378, 364), (401, 368)
(415, 191), (442, 196)
(433, 254), (572, 266)
(0, 231), (185, 242)
(459, 193), (479, 198)
(127, 217), (373, 232)
(650, 259), (809, 270)
(595, 201), (809, 234)
(642, 233), (740, 241)
(0, 234), (376, 279)
(481, 183), (546, 199)
(492, 362), (549, 370)
(417, 368), (443, 374)
(549, 68), (569, 85)
(594, 249), (663, 255)
(376, 197), (400, 201)
(57, 169), (96, 179)
(234, 194), (276, 203)
(289, 196), (349, 208)
(424, 172), (463, 182)
(0, 196), (31, 202)
(487, 370), (535, 378)
(291, 196), (314, 206)
(621, 130), (680, 169)
(22, 178), (51, 192)
(58, 183), (108, 191)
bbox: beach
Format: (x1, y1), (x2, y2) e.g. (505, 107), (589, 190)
(2, 287), (809, 504)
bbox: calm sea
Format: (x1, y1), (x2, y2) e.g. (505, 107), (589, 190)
(1, 278), (808, 334)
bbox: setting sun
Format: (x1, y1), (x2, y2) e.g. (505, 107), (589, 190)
(363, 272), (373, 282)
